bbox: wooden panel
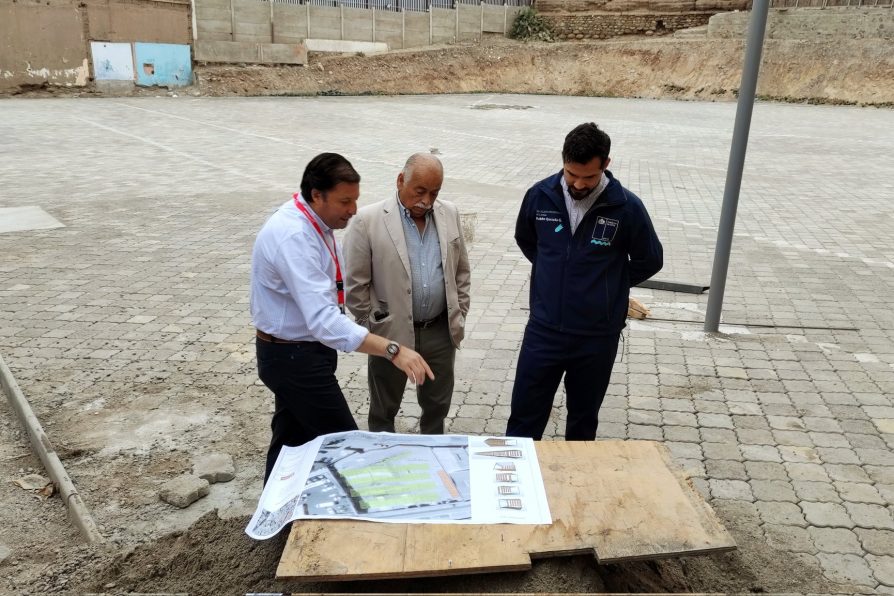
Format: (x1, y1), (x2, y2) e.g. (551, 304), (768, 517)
(277, 440), (735, 580)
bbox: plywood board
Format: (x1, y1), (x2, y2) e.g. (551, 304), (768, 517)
(277, 440), (735, 580)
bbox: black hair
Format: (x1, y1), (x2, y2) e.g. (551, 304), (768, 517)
(300, 153), (360, 203)
(562, 123), (611, 167)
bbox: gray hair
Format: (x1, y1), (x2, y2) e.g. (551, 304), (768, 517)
(402, 153), (443, 180)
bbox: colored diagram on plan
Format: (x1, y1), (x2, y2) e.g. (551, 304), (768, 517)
(299, 433), (471, 521)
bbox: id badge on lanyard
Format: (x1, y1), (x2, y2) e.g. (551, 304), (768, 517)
(293, 194), (346, 314)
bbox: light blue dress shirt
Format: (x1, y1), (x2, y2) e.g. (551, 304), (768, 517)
(250, 195), (368, 352)
(399, 196), (447, 322)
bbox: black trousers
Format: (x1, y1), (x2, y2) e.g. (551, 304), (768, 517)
(506, 320), (620, 441)
(256, 338), (357, 484)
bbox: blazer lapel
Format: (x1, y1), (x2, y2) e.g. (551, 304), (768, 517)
(383, 199), (411, 277)
(433, 202), (450, 268)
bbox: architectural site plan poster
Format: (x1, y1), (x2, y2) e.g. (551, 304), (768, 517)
(246, 431), (552, 539)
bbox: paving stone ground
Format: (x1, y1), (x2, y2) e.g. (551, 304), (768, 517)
(1, 95), (893, 591)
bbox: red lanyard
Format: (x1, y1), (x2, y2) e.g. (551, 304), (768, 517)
(293, 194), (344, 311)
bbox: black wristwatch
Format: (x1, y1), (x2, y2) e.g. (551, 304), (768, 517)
(385, 341), (401, 361)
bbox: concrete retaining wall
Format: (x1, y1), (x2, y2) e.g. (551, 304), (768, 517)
(305, 39), (387, 53)
(195, 39), (308, 62)
(708, 7), (894, 39)
(195, 0), (523, 50)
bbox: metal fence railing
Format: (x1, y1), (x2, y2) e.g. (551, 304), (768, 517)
(268, 0), (531, 11)
(769, 0), (893, 7)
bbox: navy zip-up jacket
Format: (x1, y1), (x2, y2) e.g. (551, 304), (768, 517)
(516, 170), (663, 336)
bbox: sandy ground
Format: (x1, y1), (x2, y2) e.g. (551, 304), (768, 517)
(10, 506), (850, 593)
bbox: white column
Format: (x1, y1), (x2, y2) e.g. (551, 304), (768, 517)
(229, 0), (236, 40)
(190, 0), (199, 41)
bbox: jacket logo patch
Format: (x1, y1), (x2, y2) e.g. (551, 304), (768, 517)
(591, 217), (619, 246)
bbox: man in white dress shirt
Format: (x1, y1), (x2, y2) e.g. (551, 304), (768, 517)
(250, 153), (433, 484)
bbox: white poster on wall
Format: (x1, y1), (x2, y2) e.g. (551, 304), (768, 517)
(90, 42), (134, 81)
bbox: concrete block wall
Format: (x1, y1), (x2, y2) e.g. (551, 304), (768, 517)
(404, 11), (431, 47)
(343, 7), (374, 40)
(194, 0), (520, 52)
(456, 6), (479, 40)
(194, 0), (233, 41)
(483, 4), (512, 33)
(308, 5), (343, 39)
(273, 4), (308, 43)
(235, 1), (273, 42)
(375, 11), (404, 47)
(432, 8), (455, 43)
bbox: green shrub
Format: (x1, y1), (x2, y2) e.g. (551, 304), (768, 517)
(509, 7), (555, 42)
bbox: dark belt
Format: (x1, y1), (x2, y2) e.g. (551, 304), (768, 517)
(414, 310), (447, 329)
(256, 330), (313, 344)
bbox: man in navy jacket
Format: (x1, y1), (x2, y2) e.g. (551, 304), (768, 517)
(507, 123), (663, 441)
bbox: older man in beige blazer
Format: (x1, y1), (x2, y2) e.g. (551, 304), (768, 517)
(344, 153), (471, 434)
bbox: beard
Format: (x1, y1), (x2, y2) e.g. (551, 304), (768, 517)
(568, 186), (594, 201)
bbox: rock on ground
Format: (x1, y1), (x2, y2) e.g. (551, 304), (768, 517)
(158, 475), (210, 508)
(192, 453), (236, 484)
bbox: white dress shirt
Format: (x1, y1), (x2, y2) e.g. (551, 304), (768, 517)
(561, 173), (610, 236)
(250, 195), (368, 352)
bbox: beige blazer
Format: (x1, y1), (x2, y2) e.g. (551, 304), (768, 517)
(343, 197), (471, 349)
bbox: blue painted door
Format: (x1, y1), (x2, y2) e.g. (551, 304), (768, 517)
(134, 43), (192, 87)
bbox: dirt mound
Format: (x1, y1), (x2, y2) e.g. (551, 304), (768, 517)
(194, 36), (894, 106)
(6, 36), (891, 105)
(31, 503), (849, 594)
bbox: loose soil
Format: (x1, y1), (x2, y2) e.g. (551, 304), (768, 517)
(191, 36), (894, 106)
(6, 35), (894, 105)
(17, 504), (857, 594)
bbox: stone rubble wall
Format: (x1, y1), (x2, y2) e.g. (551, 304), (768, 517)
(544, 12), (712, 39)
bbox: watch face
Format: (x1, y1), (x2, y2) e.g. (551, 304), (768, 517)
(387, 343), (399, 355)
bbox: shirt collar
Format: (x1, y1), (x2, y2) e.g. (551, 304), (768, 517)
(297, 193), (332, 232)
(396, 192), (433, 221)
(560, 173), (609, 205)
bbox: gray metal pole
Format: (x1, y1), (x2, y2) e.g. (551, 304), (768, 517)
(704, 0), (770, 332)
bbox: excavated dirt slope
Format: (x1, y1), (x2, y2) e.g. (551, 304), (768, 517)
(193, 36), (894, 106)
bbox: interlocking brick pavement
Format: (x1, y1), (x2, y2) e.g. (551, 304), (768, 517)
(1, 95), (893, 591)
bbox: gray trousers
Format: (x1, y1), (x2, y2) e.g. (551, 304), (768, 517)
(368, 317), (455, 434)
